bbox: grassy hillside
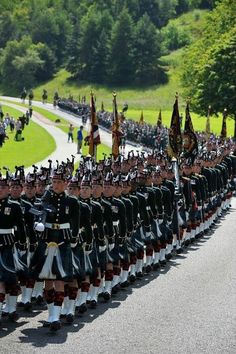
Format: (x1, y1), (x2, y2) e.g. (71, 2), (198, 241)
(28, 10), (209, 122)
(0, 104), (56, 170)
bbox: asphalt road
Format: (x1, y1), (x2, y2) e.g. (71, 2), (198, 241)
(1, 198), (235, 354)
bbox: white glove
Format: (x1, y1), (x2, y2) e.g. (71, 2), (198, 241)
(34, 222), (45, 232)
(185, 211), (189, 221)
(108, 243), (115, 251)
(146, 231), (152, 238)
(70, 243), (77, 249)
(159, 219), (164, 225)
(99, 245), (107, 253)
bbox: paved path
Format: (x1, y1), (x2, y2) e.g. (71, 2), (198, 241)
(0, 100), (81, 173)
(0, 198), (235, 354)
(0, 96), (142, 153)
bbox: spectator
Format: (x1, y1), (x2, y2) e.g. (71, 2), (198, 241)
(19, 114), (26, 130)
(15, 119), (22, 141)
(0, 123), (7, 147)
(68, 124), (74, 143)
(25, 110), (30, 125)
(29, 105), (33, 118)
(9, 117), (15, 132)
(77, 125), (83, 154)
(0, 104), (4, 121)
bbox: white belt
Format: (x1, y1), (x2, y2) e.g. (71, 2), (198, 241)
(0, 228), (14, 234)
(113, 221), (119, 227)
(146, 206), (151, 210)
(45, 223), (70, 230)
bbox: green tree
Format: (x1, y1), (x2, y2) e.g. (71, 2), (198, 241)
(162, 22), (190, 51)
(108, 8), (134, 84)
(133, 14), (164, 84)
(182, 0), (236, 116)
(34, 43), (56, 81)
(0, 36), (44, 91)
(0, 12), (16, 48)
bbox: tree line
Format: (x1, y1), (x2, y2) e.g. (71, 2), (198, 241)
(0, 0), (214, 91)
(182, 0), (236, 119)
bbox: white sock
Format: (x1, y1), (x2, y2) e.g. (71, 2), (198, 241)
(153, 252), (160, 264)
(76, 292), (88, 306)
(51, 305), (61, 322)
(34, 281), (44, 297)
(104, 281), (112, 295)
(46, 303), (54, 323)
(130, 264), (136, 276)
(24, 288), (33, 303)
(67, 299), (75, 315)
(112, 275), (120, 288)
(8, 296), (17, 313)
(61, 296), (69, 315)
(136, 259), (143, 273)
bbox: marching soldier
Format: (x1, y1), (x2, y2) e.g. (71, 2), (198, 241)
(31, 168), (80, 331)
(0, 172), (26, 323)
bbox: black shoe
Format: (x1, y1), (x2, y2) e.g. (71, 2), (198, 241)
(153, 262), (160, 271)
(129, 274), (136, 283)
(35, 296), (45, 306)
(31, 296), (36, 302)
(17, 302), (24, 308)
(8, 311), (19, 322)
(50, 320), (61, 332)
(159, 260), (166, 267)
(111, 284), (120, 295)
(89, 300), (97, 309)
(66, 314), (74, 324)
(120, 280), (130, 288)
(145, 265), (152, 273)
(77, 303), (87, 314)
(136, 271), (143, 278)
(23, 302), (32, 312)
(176, 247), (183, 254)
(185, 240), (190, 247)
(166, 253), (172, 260)
(60, 314), (67, 319)
(43, 321), (51, 328)
(103, 292), (111, 301)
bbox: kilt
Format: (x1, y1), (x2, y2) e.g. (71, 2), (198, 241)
(0, 245), (26, 284)
(30, 240), (73, 282)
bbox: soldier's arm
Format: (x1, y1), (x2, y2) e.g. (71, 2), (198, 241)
(69, 198), (80, 239)
(118, 201), (127, 239)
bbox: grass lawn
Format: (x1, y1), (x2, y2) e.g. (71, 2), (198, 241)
(0, 100), (111, 161)
(0, 105), (56, 170)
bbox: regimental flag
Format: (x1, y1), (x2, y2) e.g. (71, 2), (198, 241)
(88, 91), (101, 158)
(101, 101), (104, 112)
(157, 109), (162, 127)
(139, 110), (144, 125)
(206, 105), (211, 137)
(183, 101), (198, 162)
(220, 108), (227, 139)
(112, 92), (122, 158)
(168, 95), (182, 158)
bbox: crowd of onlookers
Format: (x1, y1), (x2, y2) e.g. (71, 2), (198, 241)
(0, 104), (32, 148)
(57, 97), (169, 151)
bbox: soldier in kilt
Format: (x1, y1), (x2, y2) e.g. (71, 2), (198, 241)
(31, 168), (80, 331)
(0, 174), (26, 324)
